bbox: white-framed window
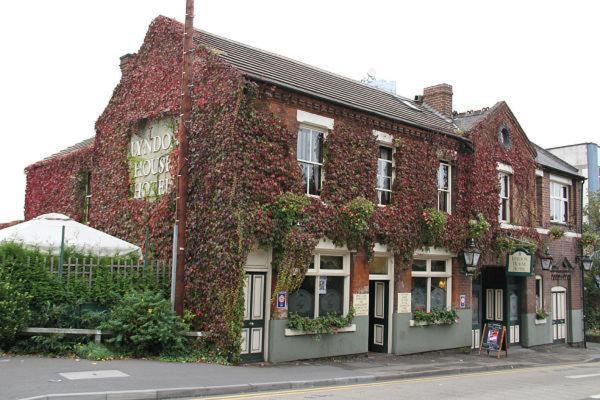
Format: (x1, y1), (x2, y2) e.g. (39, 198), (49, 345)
(499, 173), (510, 222)
(535, 275), (543, 311)
(411, 258), (452, 313)
(550, 181), (569, 223)
(288, 252), (350, 318)
(297, 126), (324, 196)
(377, 146), (393, 205)
(437, 162), (451, 213)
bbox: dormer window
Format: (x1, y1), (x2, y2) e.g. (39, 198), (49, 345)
(498, 125), (511, 149)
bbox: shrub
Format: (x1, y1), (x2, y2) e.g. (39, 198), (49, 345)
(75, 342), (114, 361)
(422, 208), (447, 246)
(101, 291), (189, 356)
(337, 197), (375, 250)
(548, 226), (565, 240)
(467, 213), (490, 239)
(0, 272), (31, 348)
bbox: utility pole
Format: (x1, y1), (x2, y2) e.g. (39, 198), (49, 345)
(174, 0), (194, 316)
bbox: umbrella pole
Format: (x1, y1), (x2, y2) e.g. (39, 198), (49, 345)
(58, 225), (65, 278)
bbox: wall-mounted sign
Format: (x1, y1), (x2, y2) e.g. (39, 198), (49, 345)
(318, 276), (327, 294)
(276, 291), (287, 309)
(353, 293), (369, 316)
(459, 294), (466, 309)
(506, 248), (533, 276)
(397, 292), (411, 314)
(129, 118), (175, 200)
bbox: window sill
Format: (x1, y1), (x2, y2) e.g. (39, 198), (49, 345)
(549, 221), (568, 226)
(535, 318), (547, 325)
(284, 324), (356, 337)
(409, 319), (458, 327)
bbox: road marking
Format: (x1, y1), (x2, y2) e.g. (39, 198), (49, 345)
(200, 362), (600, 400)
(59, 370), (129, 380)
(565, 372), (600, 379)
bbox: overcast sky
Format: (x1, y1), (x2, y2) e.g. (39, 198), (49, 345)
(1, 0), (598, 222)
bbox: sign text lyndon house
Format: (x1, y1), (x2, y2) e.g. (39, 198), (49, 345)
(128, 119), (175, 200)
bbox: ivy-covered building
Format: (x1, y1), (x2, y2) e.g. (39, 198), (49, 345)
(24, 16), (586, 363)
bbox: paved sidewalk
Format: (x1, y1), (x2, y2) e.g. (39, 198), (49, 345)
(3, 343), (600, 400)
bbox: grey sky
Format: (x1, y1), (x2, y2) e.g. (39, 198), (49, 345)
(1, 0), (598, 222)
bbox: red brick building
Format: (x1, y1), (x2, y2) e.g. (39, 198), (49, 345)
(23, 16), (585, 362)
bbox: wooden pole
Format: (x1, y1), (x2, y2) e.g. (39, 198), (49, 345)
(174, 0), (194, 316)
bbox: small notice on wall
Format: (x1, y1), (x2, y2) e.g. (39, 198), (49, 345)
(397, 293), (411, 314)
(353, 293), (369, 316)
(319, 276), (327, 294)
(459, 294), (466, 309)
(276, 292), (287, 309)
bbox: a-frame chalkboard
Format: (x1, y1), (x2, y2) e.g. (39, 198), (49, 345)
(479, 323), (508, 358)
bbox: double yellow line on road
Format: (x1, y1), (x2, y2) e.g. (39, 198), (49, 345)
(200, 361), (600, 400)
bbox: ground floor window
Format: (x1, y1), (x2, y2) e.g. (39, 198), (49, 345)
(288, 252), (350, 318)
(535, 275), (543, 311)
(411, 258), (452, 314)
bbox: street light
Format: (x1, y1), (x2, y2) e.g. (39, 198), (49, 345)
(462, 238), (481, 275)
(578, 255), (593, 271)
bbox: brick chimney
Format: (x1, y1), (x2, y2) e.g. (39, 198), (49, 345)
(422, 83), (453, 118)
(119, 53), (135, 75)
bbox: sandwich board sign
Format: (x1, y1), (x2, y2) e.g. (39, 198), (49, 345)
(479, 322), (508, 358)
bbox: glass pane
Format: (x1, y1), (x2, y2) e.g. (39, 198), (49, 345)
(320, 255), (343, 270)
(411, 277), (427, 313)
(379, 146), (392, 161)
(319, 276), (343, 316)
(378, 190), (391, 205)
(438, 164), (449, 190)
(431, 260), (446, 272)
(430, 277), (447, 310)
(438, 190), (448, 212)
(299, 163), (310, 194)
(412, 259), (426, 272)
(297, 129), (310, 161)
(369, 257), (388, 275)
(288, 276), (315, 318)
(310, 165), (321, 195)
(562, 186), (568, 200)
(310, 130), (323, 163)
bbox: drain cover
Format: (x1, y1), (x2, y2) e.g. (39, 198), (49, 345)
(59, 370), (129, 380)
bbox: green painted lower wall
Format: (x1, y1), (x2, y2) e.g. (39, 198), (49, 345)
(569, 309), (584, 344)
(520, 313), (553, 347)
(391, 310), (472, 355)
(267, 316), (368, 363)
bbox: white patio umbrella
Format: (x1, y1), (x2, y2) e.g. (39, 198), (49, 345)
(0, 213), (141, 257)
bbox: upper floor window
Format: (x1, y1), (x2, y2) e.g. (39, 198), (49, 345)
(550, 181), (569, 223)
(377, 146), (393, 205)
(437, 162), (451, 213)
(498, 125), (511, 149)
(499, 173), (510, 222)
(297, 127), (323, 196)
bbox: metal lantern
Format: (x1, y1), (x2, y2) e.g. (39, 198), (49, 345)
(579, 255), (593, 271)
(462, 238), (481, 275)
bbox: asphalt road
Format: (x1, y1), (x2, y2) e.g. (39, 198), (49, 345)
(201, 362), (600, 400)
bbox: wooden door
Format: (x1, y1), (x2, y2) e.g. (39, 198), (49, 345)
(552, 288), (567, 342)
(369, 280), (388, 352)
(240, 272), (266, 362)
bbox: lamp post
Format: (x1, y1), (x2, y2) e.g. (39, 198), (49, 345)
(462, 238), (481, 276)
(577, 255), (592, 349)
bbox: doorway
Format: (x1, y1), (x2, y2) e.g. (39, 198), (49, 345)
(552, 287), (567, 343)
(507, 277), (521, 344)
(241, 272), (266, 362)
(369, 280), (389, 352)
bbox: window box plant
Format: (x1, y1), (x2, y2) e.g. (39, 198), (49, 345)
(286, 308), (356, 339)
(411, 309), (458, 326)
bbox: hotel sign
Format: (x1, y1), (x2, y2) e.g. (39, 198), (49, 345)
(506, 248), (533, 276)
(129, 118), (175, 200)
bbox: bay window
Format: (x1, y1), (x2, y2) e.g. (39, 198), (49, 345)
(411, 258), (452, 314)
(288, 253), (350, 318)
(499, 173), (510, 222)
(297, 127), (324, 196)
(437, 162), (451, 213)
(550, 181), (569, 223)
(377, 146), (393, 205)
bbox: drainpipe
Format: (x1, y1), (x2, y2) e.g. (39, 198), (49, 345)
(580, 180), (587, 349)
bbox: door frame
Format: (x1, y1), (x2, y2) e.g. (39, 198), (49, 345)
(368, 249), (394, 353)
(244, 248), (273, 362)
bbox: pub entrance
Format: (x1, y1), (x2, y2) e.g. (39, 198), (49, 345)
(480, 266), (522, 346)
